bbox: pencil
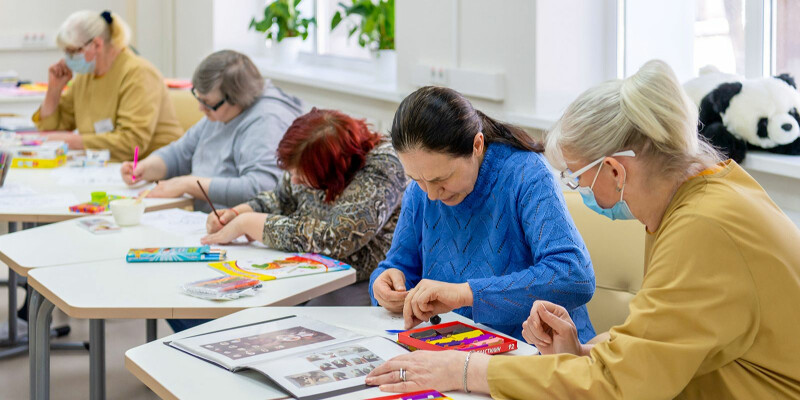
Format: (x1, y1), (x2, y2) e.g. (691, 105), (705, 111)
(132, 146), (139, 182)
(196, 180), (220, 219)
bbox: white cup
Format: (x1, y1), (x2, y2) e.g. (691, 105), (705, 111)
(109, 199), (145, 226)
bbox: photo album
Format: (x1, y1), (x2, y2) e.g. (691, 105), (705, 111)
(166, 315), (408, 399)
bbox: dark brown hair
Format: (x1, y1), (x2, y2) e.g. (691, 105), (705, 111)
(390, 86), (543, 156)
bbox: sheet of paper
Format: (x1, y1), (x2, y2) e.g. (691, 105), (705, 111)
(0, 182), (37, 198)
(140, 208), (209, 235)
(0, 193), (78, 211)
(51, 167), (125, 186)
(105, 182), (155, 198)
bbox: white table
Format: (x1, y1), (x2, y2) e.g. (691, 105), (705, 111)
(0, 213), (203, 277)
(125, 307), (538, 400)
(0, 164), (192, 223)
(0, 165), (191, 363)
(13, 214), (356, 400)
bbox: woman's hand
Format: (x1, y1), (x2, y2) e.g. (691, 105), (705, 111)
(522, 300), (586, 356)
(206, 204), (253, 233)
(201, 213), (267, 245)
(147, 177), (190, 198)
(403, 280), (473, 330)
(366, 351), (463, 393)
(120, 161), (147, 185)
(41, 60), (72, 118)
(47, 60), (72, 91)
(43, 132), (83, 150)
(366, 350), (491, 394)
(372, 269), (408, 313)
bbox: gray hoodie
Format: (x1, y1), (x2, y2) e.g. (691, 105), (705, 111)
(152, 82), (304, 212)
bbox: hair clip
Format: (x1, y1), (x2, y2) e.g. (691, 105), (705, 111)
(101, 10), (113, 24)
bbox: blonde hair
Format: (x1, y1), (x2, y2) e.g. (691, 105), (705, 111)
(546, 60), (722, 176)
(56, 10), (131, 50)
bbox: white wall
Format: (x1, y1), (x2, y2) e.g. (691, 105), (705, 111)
(134, 0), (175, 77)
(0, 0), (130, 82)
(174, 0), (215, 79)
(534, 0), (613, 118)
(624, 0), (695, 81)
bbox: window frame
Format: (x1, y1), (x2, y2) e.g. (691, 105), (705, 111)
(615, 0), (777, 79)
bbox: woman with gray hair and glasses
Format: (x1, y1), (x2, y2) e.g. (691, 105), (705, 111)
(121, 50), (304, 212)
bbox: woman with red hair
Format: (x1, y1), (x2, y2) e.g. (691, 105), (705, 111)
(201, 107), (407, 305)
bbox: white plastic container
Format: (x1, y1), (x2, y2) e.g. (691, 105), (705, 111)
(109, 199), (145, 226)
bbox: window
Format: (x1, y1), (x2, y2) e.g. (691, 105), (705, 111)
(620, 0), (784, 80)
(315, 0), (372, 59)
(693, 0), (745, 75)
(775, 0), (800, 78)
(294, 0), (371, 60)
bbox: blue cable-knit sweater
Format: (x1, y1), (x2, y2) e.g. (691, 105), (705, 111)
(369, 143), (596, 343)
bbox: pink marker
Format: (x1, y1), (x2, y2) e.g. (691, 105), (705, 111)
(132, 146), (139, 182)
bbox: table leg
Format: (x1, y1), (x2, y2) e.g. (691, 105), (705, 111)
(8, 267), (17, 342)
(28, 288), (42, 399)
(30, 289), (55, 400)
(146, 319), (157, 342)
(0, 267), (26, 359)
(90, 319), (106, 400)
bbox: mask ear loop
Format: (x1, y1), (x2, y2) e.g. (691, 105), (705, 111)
(589, 161), (604, 190)
(616, 163), (628, 202)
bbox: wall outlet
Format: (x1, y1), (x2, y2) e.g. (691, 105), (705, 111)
(21, 32), (52, 48)
(412, 64), (505, 101)
(0, 32), (55, 50)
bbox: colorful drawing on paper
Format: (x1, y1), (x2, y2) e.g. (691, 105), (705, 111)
(208, 253), (350, 281)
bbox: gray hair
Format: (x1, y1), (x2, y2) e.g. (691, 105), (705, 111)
(546, 60), (722, 177)
(56, 10), (131, 50)
(192, 50), (264, 109)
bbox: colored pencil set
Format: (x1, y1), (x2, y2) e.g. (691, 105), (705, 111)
(181, 275), (262, 300)
(126, 246), (227, 263)
(398, 321), (517, 355)
(366, 389), (453, 400)
(0, 151), (11, 187)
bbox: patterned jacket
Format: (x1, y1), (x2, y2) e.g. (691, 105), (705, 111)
(247, 140), (407, 281)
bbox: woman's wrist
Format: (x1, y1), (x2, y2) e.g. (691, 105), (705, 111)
(458, 282), (474, 308)
(234, 204), (254, 215)
(465, 352), (491, 394)
(580, 343), (594, 357)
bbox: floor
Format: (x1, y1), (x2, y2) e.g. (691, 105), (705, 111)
(0, 259), (168, 400)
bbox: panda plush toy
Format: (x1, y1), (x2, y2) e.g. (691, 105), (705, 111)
(683, 66), (800, 162)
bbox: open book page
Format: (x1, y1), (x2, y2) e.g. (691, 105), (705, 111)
(168, 316), (362, 371)
(250, 336), (408, 400)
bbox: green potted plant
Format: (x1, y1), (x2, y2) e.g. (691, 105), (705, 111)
(331, 0), (395, 79)
(250, 0), (315, 65)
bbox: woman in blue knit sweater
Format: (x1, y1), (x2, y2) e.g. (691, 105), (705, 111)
(369, 86), (596, 343)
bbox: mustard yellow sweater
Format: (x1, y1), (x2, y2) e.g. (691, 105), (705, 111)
(488, 160), (800, 399)
(33, 49), (182, 161)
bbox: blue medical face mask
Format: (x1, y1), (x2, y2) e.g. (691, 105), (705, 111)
(577, 161), (636, 220)
(65, 51), (95, 74)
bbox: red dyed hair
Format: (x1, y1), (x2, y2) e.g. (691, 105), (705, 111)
(277, 108), (382, 202)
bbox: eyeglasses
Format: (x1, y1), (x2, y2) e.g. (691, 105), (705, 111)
(191, 88), (226, 111)
(559, 150), (636, 190)
(65, 38), (95, 57)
